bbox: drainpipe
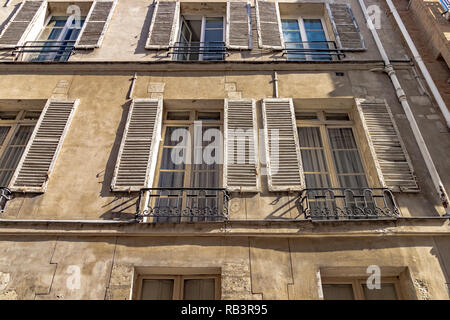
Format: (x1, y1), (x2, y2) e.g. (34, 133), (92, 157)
(358, 0), (450, 215)
(273, 71), (279, 98)
(127, 72), (137, 100)
(386, 0), (450, 129)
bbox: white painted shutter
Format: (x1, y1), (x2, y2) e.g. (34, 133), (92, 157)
(255, 0), (283, 49)
(145, 1), (180, 49)
(0, 1), (46, 48)
(75, 0), (117, 49)
(111, 98), (163, 192)
(326, 3), (365, 50)
(9, 99), (79, 193)
(226, 2), (252, 50)
(262, 98), (304, 191)
(356, 99), (419, 192)
(224, 99), (259, 192)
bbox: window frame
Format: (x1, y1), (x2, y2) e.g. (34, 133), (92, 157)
(0, 110), (40, 187)
(281, 15), (332, 61)
(296, 110), (370, 190)
(321, 276), (403, 300)
(176, 14), (226, 61)
(135, 274), (221, 300)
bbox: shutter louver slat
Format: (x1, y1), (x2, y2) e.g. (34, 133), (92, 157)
(10, 100), (79, 193)
(146, 1), (180, 49)
(262, 99), (304, 191)
(75, 0), (116, 49)
(357, 99), (419, 192)
(224, 99), (259, 192)
(255, 0), (283, 49)
(326, 3), (365, 50)
(0, 1), (46, 48)
(226, 2), (252, 50)
(111, 99), (162, 192)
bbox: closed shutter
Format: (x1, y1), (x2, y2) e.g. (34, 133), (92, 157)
(111, 99), (163, 192)
(75, 0), (117, 48)
(255, 0), (283, 49)
(224, 99), (259, 192)
(226, 2), (252, 49)
(146, 1), (180, 49)
(326, 3), (365, 50)
(9, 99), (79, 193)
(262, 98), (304, 191)
(356, 99), (419, 192)
(0, 1), (46, 48)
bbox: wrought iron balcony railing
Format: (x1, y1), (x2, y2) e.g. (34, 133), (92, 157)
(136, 188), (230, 222)
(0, 187), (11, 213)
(299, 188), (400, 220)
(13, 41), (76, 62)
(282, 41), (345, 61)
(169, 41), (226, 61)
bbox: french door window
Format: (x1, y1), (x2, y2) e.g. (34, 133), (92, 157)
(31, 15), (85, 62)
(281, 17), (331, 61)
(177, 16), (225, 61)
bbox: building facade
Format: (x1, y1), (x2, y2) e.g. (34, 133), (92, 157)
(0, 0), (449, 300)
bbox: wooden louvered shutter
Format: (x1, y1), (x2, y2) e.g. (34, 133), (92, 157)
(224, 99), (259, 192)
(326, 3), (365, 50)
(146, 1), (180, 49)
(9, 100), (79, 193)
(75, 0), (117, 49)
(262, 98), (304, 191)
(0, 1), (46, 48)
(255, 0), (283, 49)
(111, 99), (163, 192)
(356, 99), (419, 192)
(226, 2), (252, 50)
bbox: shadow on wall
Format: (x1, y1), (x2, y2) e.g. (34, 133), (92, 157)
(134, 4), (155, 56)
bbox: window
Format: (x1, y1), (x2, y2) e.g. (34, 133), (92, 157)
(28, 15), (85, 62)
(322, 277), (401, 300)
(176, 16), (225, 61)
(0, 110), (40, 187)
(281, 17), (331, 61)
(152, 110), (223, 222)
(137, 275), (220, 300)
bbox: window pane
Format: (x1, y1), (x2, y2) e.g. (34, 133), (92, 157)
(183, 279), (216, 300)
(322, 284), (355, 300)
(160, 148), (185, 170)
(362, 283), (398, 300)
(283, 31), (301, 43)
(0, 127), (10, 146)
(0, 126), (34, 187)
(282, 19), (300, 31)
(0, 112), (18, 120)
(141, 279), (174, 300)
(197, 112), (221, 121)
(204, 29), (223, 43)
(325, 113), (350, 121)
(157, 171), (185, 188)
(205, 17), (223, 29)
(163, 126), (189, 146)
(167, 112), (190, 120)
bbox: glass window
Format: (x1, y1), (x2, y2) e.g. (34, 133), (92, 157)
(183, 279), (216, 300)
(322, 284), (355, 300)
(304, 19), (331, 61)
(282, 19), (305, 61)
(322, 280), (400, 300)
(141, 279), (174, 300)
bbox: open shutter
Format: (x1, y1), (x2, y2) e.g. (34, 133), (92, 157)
(9, 99), (79, 193)
(224, 99), (259, 192)
(255, 0), (283, 49)
(146, 1), (180, 49)
(356, 99), (419, 192)
(0, 1), (46, 48)
(262, 98), (304, 191)
(326, 3), (365, 50)
(75, 0), (117, 49)
(111, 99), (163, 192)
(226, 2), (252, 49)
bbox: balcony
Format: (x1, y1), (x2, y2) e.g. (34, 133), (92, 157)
(13, 41), (75, 62)
(0, 187), (11, 213)
(136, 188), (230, 222)
(282, 41), (345, 61)
(299, 188), (400, 220)
(169, 41), (226, 61)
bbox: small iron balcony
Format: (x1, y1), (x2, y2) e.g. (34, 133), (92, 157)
(282, 41), (345, 61)
(169, 41), (227, 61)
(136, 188), (230, 222)
(0, 187), (11, 213)
(299, 188), (400, 220)
(13, 41), (75, 62)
